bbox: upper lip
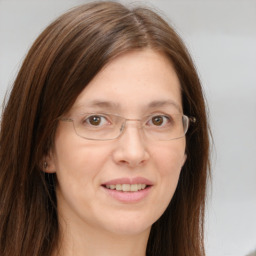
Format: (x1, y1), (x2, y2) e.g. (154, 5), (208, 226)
(102, 177), (153, 186)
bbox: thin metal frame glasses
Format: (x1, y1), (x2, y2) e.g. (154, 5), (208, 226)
(59, 112), (196, 141)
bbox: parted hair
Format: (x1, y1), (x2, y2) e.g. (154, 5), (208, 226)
(0, 1), (210, 255)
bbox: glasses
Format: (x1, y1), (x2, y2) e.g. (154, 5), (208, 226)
(59, 112), (196, 141)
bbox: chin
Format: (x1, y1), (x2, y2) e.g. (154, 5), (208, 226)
(108, 223), (151, 236)
(99, 211), (157, 236)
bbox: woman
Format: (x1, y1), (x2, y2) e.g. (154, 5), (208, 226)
(0, 1), (210, 255)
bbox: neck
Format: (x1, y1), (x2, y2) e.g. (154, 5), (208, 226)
(53, 216), (150, 256)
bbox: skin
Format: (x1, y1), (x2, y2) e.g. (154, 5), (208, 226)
(46, 49), (187, 256)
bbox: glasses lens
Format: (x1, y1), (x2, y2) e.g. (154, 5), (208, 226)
(70, 113), (189, 141)
(144, 114), (189, 141)
(73, 113), (124, 140)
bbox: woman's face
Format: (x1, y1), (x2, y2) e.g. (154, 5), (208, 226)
(47, 49), (186, 236)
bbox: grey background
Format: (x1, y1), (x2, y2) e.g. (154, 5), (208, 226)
(0, 0), (256, 255)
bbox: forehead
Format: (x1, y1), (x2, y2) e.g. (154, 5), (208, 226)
(72, 49), (182, 114)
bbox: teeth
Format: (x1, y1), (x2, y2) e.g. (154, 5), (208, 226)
(116, 184), (122, 191)
(105, 184), (148, 192)
(130, 184), (137, 192)
(122, 184), (130, 192)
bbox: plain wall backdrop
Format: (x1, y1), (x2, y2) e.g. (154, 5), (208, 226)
(0, 0), (256, 255)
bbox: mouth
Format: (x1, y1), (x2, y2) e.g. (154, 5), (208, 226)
(101, 177), (153, 202)
(102, 184), (151, 192)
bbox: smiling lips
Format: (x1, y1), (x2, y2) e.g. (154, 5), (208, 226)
(102, 177), (153, 191)
(105, 184), (147, 192)
(102, 177), (153, 202)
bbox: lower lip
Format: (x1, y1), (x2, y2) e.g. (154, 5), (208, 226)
(102, 186), (152, 203)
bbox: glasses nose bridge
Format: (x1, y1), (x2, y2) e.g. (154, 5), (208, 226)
(125, 117), (143, 127)
(120, 118), (143, 133)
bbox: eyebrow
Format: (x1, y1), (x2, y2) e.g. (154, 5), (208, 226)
(75, 100), (119, 110)
(75, 99), (182, 113)
(147, 100), (182, 112)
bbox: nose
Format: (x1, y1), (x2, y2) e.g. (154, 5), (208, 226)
(112, 121), (149, 168)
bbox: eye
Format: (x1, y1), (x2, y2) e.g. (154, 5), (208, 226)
(84, 115), (109, 127)
(147, 115), (171, 127)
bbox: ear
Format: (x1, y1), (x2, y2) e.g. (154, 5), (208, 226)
(42, 150), (57, 173)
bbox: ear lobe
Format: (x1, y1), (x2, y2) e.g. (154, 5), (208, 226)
(42, 151), (56, 173)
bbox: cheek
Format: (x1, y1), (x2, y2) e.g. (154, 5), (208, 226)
(53, 128), (114, 197)
(53, 138), (113, 215)
(158, 151), (184, 196)
(152, 141), (186, 177)
(151, 141), (185, 208)
(54, 140), (111, 181)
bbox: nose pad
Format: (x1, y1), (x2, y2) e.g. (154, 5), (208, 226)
(120, 122), (125, 133)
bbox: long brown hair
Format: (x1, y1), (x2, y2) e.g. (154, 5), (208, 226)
(0, 2), (210, 255)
